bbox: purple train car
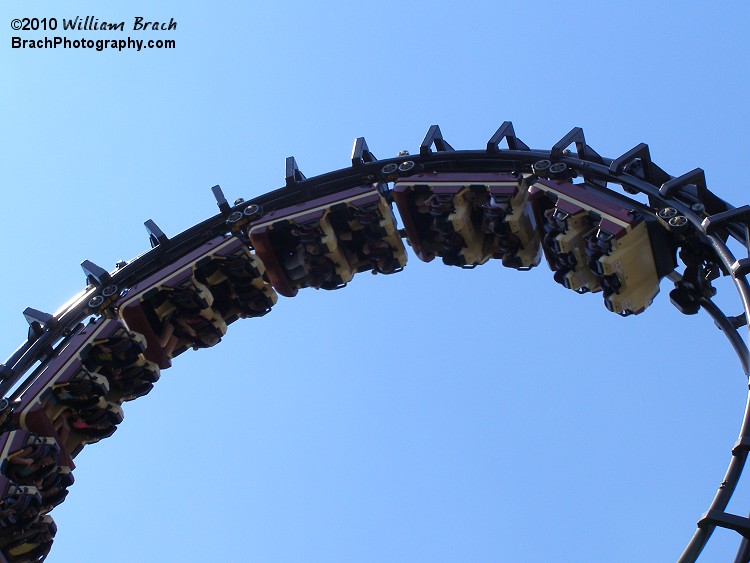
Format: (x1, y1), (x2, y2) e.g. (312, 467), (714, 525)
(393, 172), (542, 270)
(249, 186), (406, 298)
(117, 235), (276, 367)
(0, 431), (64, 562)
(15, 318), (146, 457)
(528, 178), (672, 315)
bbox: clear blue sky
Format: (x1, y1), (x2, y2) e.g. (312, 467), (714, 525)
(3, 1), (750, 562)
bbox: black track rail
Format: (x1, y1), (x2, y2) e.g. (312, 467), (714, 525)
(2, 122), (750, 561)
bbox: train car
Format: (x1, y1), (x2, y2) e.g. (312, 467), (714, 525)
(393, 172), (542, 270)
(0, 452), (55, 563)
(529, 178), (674, 315)
(0, 514), (55, 563)
(0, 431), (64, 486)
(77, 319), (159, 404)
(0, 432), (69, 528)
(248, 185), (406, 297)
(12, 318), (157, 468)
(117, 235), (276, 367)
(0, 431), (69, 562)
(192, 237), (278, 325)
(0, 478), (42, 533)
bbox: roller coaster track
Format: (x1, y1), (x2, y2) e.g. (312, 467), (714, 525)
(1, 122), (750, 561)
